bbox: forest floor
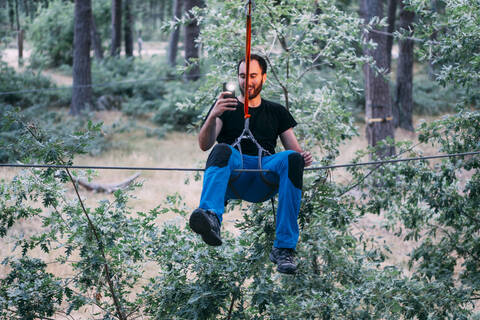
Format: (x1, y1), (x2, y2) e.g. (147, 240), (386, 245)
(2, 42), (473, 317)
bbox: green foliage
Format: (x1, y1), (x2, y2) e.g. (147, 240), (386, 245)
(350, 109), (480, 318)
(91, 57), (201, 130)
(412, 73), (471, 115)
(28, 0), (74, 68)
(0, 61), (68, 108)
(0, 105), (114, 163)
(0, 258), (64, 320)
(92, 0), (112, 53)
(152, 81), (202, 130)
(91, 57), (168, 101)
(27, 0), (112, 68)
(178, 0), (367, 158)
(2, 0), (480, 318)
(409, 0), (480, 100)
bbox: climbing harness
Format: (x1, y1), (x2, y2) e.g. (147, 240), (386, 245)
(229, 0), (279, 204)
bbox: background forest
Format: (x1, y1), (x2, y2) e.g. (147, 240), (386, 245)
(0, 0), (479, 319)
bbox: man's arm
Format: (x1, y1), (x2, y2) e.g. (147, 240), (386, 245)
(198, 116), (223, 151)
(280, 128), (313, 167)
(198, 92), (237, 151)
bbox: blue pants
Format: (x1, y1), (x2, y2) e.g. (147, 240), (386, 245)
(199, 144), (304, 249)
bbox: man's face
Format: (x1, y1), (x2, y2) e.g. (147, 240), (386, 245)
(238, 59), (267, 99)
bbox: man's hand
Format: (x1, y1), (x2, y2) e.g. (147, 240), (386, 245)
(209, 92), (237, 119)
(301, 151), (313, 167)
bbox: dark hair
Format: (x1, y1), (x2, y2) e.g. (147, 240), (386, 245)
(237, 54), (267, 75)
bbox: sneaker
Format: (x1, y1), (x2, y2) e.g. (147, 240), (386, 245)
(189, 208), (222, 246)
(269, 247), (297, 274)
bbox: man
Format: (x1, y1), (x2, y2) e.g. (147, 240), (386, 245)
(190, 54), (313, 274)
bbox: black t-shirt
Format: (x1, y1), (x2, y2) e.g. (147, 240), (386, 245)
(205, 98), (297, 155)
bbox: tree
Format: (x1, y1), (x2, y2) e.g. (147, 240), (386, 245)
(7, 0), (14, 29)
(110, 0), (122, 56)
(14, 0), (23, 63)
(361, 0), (395, 157)
(183, 0), (203, 81)
(71, 0), (93, 116)
(393, 0), (414, 131)
(386, 0), (397, 71)
(91, 11), (104, 60)
(124, 0), (133, 57)
(168, 0), (183, 68)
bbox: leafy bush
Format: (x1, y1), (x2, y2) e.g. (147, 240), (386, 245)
(91, 57), (201, 131)
(0, 61), (68, 108)
(91, 57), (169, 102)
(152, 81), (202, 130)
(0, 105), (115, 163)
(412, 73), (469, 115)
(1, 108), (478, 318)
(28, 0), (74, 68)
(350, 108), (480, 318)
(0, 258), (64, 320)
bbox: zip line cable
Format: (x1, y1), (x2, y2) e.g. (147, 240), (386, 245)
(1, 151), (479, 173)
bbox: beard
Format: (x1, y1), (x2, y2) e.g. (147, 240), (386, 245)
(240, 80), (263, 100)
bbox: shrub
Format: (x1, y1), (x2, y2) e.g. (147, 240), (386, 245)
(0, 105), (115, 163)
(412, 73), (468, 115)
(28, 0), (74, 68)
(152, 81), (202, 130)
(91, 57), (169, 102)
(0, 258), (64, 320)
(0, 61), (68, 108)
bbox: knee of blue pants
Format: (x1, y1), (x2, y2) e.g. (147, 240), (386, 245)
(287, 151), (304, 190)
(264, 150), (304, 190)
(205, 143), (233, 169)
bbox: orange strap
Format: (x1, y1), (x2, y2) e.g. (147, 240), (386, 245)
(244, 1), (252, 119)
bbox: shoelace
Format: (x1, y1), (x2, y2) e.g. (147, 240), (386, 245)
(278, 249), (295, 263)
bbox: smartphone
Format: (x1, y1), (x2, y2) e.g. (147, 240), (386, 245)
(223, 82), (236, 99)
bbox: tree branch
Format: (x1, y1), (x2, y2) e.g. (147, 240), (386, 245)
(227, 291), (237, 320)
(65, 168), (127, 320)
(263, 55), (289, 110)
(72, 173), (140, 193)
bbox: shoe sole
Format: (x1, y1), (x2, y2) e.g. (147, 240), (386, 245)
(189, 210), (222, 246)
(269, 252), (296, 275)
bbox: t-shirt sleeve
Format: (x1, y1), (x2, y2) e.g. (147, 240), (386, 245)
(277, 106), (297, 135)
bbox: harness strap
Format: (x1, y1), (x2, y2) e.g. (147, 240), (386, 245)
(244, 0), (253, 119)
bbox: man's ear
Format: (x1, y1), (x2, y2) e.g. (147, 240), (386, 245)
(262, 73), (267, 84)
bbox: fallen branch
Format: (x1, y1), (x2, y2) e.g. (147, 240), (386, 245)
(73, 173), (141, 193)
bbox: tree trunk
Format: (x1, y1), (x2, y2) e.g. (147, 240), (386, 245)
(149, 0), (155, 32)
(394, 0), (415, 131)
(17, 29), (23, 63)
(168, 0), (183, 68)
(71, 0), (93, 116)
(14, 0), (19, 30)
(124, 0), (133, 57)
(386, 0), (397, 72)
(14, 0), (22, 63)
(91, 12), (104, 60)
(428, 0), (437, 79)
(110, 0), (122, 56)
(361, 0), (395, 158)
(22, 0), (29, 19)
(183, 0), (204, 81)
(7, 0), (14, 29)
(159, 0), (166, 24)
